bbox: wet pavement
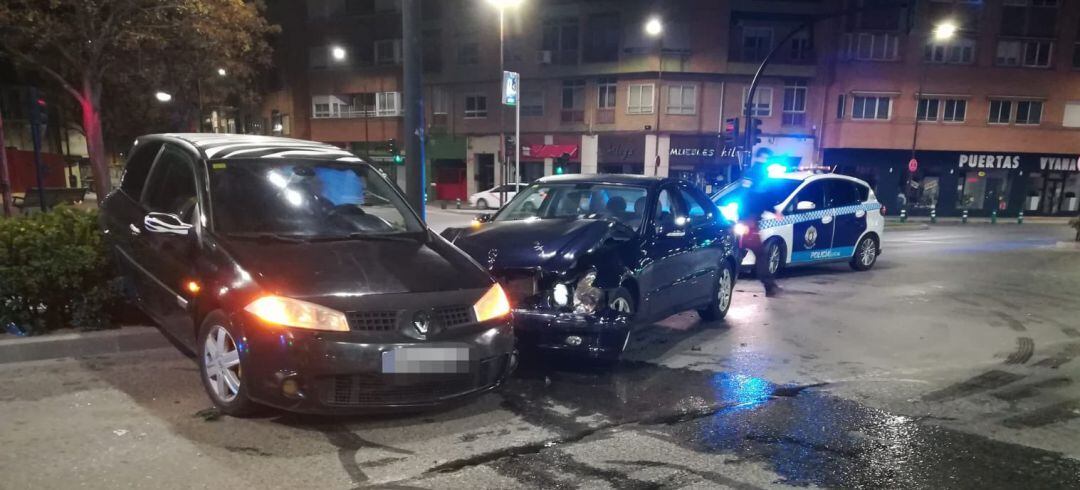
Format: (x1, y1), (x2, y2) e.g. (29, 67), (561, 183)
(2, 224), (1080, 488)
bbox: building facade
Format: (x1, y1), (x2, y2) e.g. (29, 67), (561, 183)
(258, 0), (1080, 216)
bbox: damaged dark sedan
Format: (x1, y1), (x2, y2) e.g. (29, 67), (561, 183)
(442, 174), (739, 359)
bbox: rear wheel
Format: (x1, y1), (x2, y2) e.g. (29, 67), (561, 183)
(850, 235), (879, 271)
(476, 198), (489, 210)
(198, 311), (258, 417)
(699, 262), (735, 322)
(763, 239), (784, 276)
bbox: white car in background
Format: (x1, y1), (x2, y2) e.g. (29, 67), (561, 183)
(469, 183), (526, 210)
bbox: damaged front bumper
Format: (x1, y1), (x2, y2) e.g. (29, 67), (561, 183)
(512, 308), (631, 358)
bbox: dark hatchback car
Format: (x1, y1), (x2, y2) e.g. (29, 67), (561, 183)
(442, 174), (739, 359)
(100, 134), (515, 416)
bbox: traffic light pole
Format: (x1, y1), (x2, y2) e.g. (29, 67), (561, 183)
(0, 108), (11, 217)
(29, 87), (47, 213)
(402, 0), (425, 219)
(742, 21), (809, 169)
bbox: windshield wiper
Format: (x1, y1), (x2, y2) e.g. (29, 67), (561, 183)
(303, 232), (423, 243)
(224, 232), (311, 243)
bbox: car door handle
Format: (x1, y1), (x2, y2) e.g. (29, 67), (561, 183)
(821, 215), (834, 224)
(129, 223), (142, 236)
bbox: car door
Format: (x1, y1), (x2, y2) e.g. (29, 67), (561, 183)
(135, 144), (203, 345)
(678, 184), (726, 305)
(824, 179), (866, 257)
(638, 185), (695, 319)
(102, 141), (165, 306)
(785, 180), (834, 264)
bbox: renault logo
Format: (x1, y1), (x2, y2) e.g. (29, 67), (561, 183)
(412, 311), (432, 336)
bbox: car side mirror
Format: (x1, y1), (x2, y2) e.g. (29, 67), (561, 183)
(144, 212), (193, 236)
(475, 213), (494, 223)
(796, 200), (817, 211)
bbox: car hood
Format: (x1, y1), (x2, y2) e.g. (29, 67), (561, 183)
(447, 218), (621, 271)
(220, 231), (492, 300)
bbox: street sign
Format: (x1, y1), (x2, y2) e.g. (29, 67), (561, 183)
(908, 158), (918, 173)
(502, 71), (519, 106)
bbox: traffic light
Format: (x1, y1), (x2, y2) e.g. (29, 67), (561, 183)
(29, 96), (47, 125)
(388, 138), (403, 164)
(748, 118), (763, 147)
(722, 117), (740, 147)
(554, 152), (570, 175)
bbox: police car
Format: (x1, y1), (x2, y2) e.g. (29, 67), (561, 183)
(712, 168), (884, 275)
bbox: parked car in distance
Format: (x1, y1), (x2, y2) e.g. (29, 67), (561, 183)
(442, 174), (739, 360)
(100, 134), (516, 416)
(469, 183), (527, 210)
(712, 169), (884, 275)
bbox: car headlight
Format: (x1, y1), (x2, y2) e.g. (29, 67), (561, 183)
(244, 295), (349, 332)
(552, 283), (570, 307)
(573, 271), (603, 314)
(474, 283), (511, 322)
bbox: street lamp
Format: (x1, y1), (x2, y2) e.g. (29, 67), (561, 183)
(486, 0), (524, 204)
(645, 17), (663, 175)
(155, 91), (172, 103)
(216, 67), (227, 77)
(908, 19), (959, 211)
(331, 45), (347, 62)
(933, 21), (958, 41)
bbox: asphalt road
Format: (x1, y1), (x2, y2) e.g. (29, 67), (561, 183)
(2, 223), (1079, 489)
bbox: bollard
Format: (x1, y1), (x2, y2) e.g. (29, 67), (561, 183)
(962, 210), (968, 224)
(440, 200), (447, 210)
(1017, 210), (1024, 225)
(900, 208), (907, 223)
(930, 209), (937, 224)
(991, 210), (997, 224)
(455, 198), (462, 209)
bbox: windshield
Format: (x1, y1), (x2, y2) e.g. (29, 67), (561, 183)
(713, 178), (802, 220)
(495, 183), (650, 232)
(208, 159), (423, 238)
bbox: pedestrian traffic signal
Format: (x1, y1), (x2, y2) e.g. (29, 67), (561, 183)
(388, 139), (403, 164)
(722, 117), (740, 147)
(749, 118), (763, 146)
(555, 152), (570, 175)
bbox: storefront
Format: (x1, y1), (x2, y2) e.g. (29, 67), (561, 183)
(667, 134), (739, 194)
(597, 133), (644, 175)
(521, 134), (579, 181)
(426, 134), (467, 201)
(825, 148), (1080, 217)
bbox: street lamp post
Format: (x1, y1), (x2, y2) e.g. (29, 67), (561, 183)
(907, 20), (957, 208)
(645, 17), (663, 176)
(487, 0), (523, 207)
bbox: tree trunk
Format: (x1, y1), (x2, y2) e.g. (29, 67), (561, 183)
(0, 110), (12, 217)
(80, 76), (110, 202)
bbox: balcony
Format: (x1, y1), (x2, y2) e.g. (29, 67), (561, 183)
(312, 108), (402, 119)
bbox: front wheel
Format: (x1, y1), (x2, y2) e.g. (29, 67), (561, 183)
(198, 311), (258, 417)
(603, 287), (636, 361)
(699, 262), (735, 322)
(850, 235), (879, 271)
(476, 198), (489, 210)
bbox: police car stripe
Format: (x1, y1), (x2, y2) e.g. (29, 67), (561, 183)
(759, 202), (881, 230)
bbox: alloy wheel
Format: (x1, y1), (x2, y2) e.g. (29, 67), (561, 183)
(860, 238), (877, 267)
(203, 325), (242, 403)
(768, 246), (781, 275)
(611, 297), (632, 313)
(717, 267), (733, 312)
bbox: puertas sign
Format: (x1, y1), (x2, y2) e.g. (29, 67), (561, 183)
(502, 71), (519, 106)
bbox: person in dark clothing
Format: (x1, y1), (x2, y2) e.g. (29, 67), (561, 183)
(738, 166), (784, 297)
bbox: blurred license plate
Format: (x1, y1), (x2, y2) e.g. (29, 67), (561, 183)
(381, 347), (471, 374)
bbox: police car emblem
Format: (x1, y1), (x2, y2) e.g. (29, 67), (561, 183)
(804, 226), (818, 249)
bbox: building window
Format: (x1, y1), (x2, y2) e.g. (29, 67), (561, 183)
(561, 79), (585, 122)
(740, 27), (772, 61)
(843, 33), (900, 61)
(627, 84), (654, 114)
(457, 42), (479, 65)
(995, 39), (1052, 67)
(376, 92), (400, 116)
(851, 95), (891, 120)
(374, 39), (401, 65)
(789, 32), (812, 61)
(541, 17), (579, 65)
(1015, 100), (1042, 125)
(464, 94), (487, 119)
(597, 77), (617, 109)
(988, 99), (1012, 124)
(782, 81), (807, 126)
(583, 13), (619, 63)
(742, 87), (773, 117)
(666, 85), (696, 115)
(924, 37), (975, 64)
(917, 98), (940, 121)
(836, 94), (846, 119)
(431, 86), (449, 115)
(521, 90), (544, 117)
(1062, 101), (1080, 128)
(943, 99), (967, 122)
(1001, 1), (1059, 38)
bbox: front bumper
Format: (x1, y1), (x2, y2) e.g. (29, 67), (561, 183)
(236, 316), (516, 414)
(512, 308), (630, 358)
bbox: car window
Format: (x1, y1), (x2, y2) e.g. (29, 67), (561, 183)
(825, 179), (861, 208)
(141, 144), (199, 223)
(679, 187), (715, 226)
(120, 141), (163, 198)
(788, 181), (825, 213)
(654, 187), (686, 230)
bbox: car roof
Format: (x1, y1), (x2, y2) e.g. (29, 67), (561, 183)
(137, 133), (361, 162)
(771, 171), (870, 187)
(536, 173), (671, 187)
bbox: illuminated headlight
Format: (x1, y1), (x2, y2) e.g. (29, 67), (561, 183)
(720, 202), (740, 222)
(245, 295), (349, 332)
(573, 271), (603, 314)
(474, 283), (511, 322)
(733, 223), (750, 236)
(552, 283), (570, 307)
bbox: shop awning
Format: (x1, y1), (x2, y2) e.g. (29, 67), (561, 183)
(523, 144), (578, 160)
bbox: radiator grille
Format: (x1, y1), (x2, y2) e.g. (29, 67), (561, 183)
(346, 310), (399, 331)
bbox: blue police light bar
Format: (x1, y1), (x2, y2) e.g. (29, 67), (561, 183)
(765, 163), (788, 178)
(719, 202), (740, 222)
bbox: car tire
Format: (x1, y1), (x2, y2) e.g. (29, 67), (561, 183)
(476, 198), (489, 210)
(602, 287), (636, 361)
(698, 261), (735, 322)
(197, 311), (259, 417)
(763, 239), (785, 277)
(850, 235), (879, 271)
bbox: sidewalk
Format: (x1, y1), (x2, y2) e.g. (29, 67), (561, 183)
(886, 215), (1074, 226)
(0, 326), (168, 364)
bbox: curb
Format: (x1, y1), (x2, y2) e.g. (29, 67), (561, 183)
(884, 223), (929, 232)
(0, 326), (170, 364)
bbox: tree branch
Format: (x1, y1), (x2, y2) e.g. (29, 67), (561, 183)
(0, 44), (87, 104)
